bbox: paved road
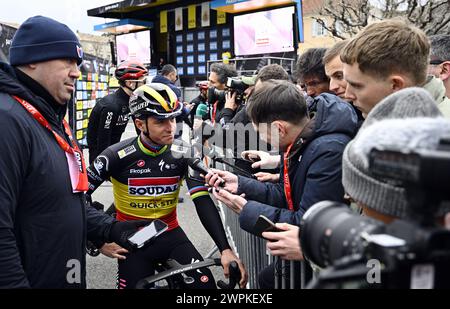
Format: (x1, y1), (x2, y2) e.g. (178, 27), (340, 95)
(85, 123), (225, 289)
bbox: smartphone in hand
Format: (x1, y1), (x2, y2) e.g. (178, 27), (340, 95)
(254, 215), (282, 238)
(128, 220), (168, 249)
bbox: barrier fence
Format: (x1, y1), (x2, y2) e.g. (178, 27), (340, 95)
(212, 160), (309, 289)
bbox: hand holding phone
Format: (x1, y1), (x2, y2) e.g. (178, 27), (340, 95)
(128, 220), (168, 249)
(253, 215), (282, 239)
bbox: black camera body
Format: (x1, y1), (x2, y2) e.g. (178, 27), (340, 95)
(226, 77), (251, 106)
(207, 77), (253, 107)
(300, 141), (450, 289)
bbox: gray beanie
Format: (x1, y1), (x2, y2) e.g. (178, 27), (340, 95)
(361, 87), (443, 129)
(343, 118), (450, 218)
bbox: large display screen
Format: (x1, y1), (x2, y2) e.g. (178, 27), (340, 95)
(116, 30), (151, 64)
(234, 6), (295, 56)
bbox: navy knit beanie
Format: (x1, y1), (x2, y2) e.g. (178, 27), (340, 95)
(10, 16), (83, 66)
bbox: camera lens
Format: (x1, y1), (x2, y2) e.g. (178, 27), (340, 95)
(300, 201), (384, 268)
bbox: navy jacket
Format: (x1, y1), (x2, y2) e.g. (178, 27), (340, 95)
(237, 94), (359, 235)
(152, 75), (182, 100)
(0, 63), (114, 288)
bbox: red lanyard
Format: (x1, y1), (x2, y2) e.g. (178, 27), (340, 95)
(284, 143), (295, 211)
(212, 101), (218, 124)
(13, 95), (88, 193)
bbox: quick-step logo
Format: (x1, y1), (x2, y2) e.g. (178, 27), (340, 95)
(128, 177), (180, 197)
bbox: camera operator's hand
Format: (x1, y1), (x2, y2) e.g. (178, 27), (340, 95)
(205, 169), (238, 194)
(220, 249), (248, 289)
(241, 150), (281, 169)
(212, 188), (247, 215)
(107, 220), (151, 251)
(100, 243), (129, 260)
(255, 172), (280, 183)
(225, 91), (238, 111)
(263, 223), (304, 261)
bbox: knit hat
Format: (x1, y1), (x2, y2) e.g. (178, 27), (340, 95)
(343, 117), (450, 218)
(10, 16), (83, 66)
(343, 87), (448, 219)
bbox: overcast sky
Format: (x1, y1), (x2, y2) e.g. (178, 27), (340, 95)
(0, 0), (119, 34)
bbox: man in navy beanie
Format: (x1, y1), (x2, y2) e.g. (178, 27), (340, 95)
(0, 16), (150, 289)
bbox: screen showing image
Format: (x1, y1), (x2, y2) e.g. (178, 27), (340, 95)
(233, 6), (295, 56)
(198, 31), (205, 40)
(210, 30), (217, 39)
(198, 54), (206, 63)
(187, 67), (195, 75)
(223, 40), (231, 49)
(176, 46), (183, 54)
(198, 66), (206, 75)
(176, 35), (183, 43)
(187, 33), (194, 42)
(178, 67), (184, 76)
(187, 44), (194, 53)
(198, 43), (205, 52)
(187, 55), (194, 64)
(116, 30), (151, 64)
(210, 41), (217, 51)
(176, 56), (184, 65)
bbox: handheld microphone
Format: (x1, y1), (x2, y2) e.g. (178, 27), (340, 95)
(196, 103), (208, 118)
(186, 158), (225, 187)
(186, 158), (210, 175)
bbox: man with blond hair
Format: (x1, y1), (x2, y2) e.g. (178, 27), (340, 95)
(340, 18), (450, 118)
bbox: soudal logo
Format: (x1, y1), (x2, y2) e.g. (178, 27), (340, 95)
(129, 177), (180, 197)
(137, 160), (146, 168)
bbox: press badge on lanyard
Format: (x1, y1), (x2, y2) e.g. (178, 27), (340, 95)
(13, 96), (89, 193)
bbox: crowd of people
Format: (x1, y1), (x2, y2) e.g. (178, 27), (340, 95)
(0, 14), (449, 289)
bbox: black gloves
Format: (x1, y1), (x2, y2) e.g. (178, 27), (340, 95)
(107, 220), (151, 251)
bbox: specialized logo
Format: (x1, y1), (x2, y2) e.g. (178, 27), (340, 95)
(159, 159), (177, 172)
(159, 160), (165, 172)
(128, 177), (180, 197)
(94, 156), (109, 175)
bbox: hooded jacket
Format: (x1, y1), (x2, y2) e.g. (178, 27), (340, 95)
(0, 63), (114, 288)
(237, 93), (359, 235)
(423, 76), (450, 118)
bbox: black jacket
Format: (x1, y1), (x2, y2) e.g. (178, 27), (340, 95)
(0, 63), (114, 289)
(87, 87), (130, 163)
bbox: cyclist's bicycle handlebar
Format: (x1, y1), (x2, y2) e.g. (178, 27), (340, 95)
(135, 258), (242, 289)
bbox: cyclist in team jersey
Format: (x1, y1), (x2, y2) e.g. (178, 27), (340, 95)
(86, 83), (248, 289)
(87, 60), (148, 164)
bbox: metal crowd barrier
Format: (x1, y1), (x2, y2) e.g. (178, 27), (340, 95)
(212, 160), (309, 289)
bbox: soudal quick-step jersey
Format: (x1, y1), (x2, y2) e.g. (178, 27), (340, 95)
(87, 137), (210, 230)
